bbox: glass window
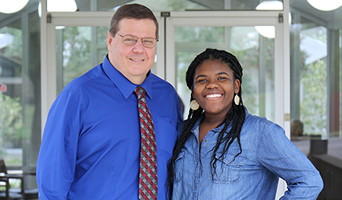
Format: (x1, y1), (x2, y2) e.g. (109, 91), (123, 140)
(0, 7), (40, 191)
(56, 27), (95, 93)
(291, 25), (328, 139)
(290, 0), (342, 199)
(0, 24), (24, 166)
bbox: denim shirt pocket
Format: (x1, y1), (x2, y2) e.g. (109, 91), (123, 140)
(174, 151), (186, 182)
(213, 153), (247, 184)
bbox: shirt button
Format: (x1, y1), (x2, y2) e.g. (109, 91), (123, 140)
(205, 140), (207, 142)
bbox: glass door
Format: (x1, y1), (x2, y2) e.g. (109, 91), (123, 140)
(164, 12), (289, 198)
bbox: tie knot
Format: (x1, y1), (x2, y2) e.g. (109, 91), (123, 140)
(134, 86), (146, 100)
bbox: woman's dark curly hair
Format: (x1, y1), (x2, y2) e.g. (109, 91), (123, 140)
(167, 48), (246, 199)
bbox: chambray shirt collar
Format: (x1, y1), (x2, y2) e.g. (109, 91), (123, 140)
(192, 108), (250, 138)
(102, 55), (153, 100)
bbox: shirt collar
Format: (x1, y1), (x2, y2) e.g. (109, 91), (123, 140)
(102, 55), (153, 100)
(192, 107), (250, 133)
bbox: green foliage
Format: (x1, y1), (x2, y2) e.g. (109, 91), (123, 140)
(234, 48), (260, 114)
(0, 27), (22, 60)
(62, 27), (92, 86)
(0, 94), (23, 148)
(300, 59), (327, 136)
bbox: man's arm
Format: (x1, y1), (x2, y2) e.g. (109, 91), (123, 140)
(36, 90), (81, 199)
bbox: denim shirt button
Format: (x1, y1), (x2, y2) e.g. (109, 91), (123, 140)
(204, 140), (207, 142)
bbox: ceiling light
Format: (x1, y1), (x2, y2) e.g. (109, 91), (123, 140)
(307, 0), (342, 11)
(38, 0), (77, 17)
(0, 0), (29, 14)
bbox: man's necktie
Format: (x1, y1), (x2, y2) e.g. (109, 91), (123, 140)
(134, 86), (158, 200)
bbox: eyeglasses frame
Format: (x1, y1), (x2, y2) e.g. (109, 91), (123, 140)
(116, 33), (158, 48)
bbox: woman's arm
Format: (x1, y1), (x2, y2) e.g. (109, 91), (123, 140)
(257, 122), (323, 199)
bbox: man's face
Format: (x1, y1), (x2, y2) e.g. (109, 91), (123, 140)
(106, 18), (157, 85)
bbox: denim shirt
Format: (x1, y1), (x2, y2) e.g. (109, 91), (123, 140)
(172, 109), (323, 200)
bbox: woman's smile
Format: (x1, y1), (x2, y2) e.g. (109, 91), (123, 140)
(205, 93), (223, 99)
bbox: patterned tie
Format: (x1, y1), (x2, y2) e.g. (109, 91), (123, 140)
(134, 86), (158, 200)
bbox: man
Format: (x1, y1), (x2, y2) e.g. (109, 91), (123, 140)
(36, 4), (183, 199)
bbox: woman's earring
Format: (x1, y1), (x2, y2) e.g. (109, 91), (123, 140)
(234, 94), (240, 106)
(190, 99), (199, 110)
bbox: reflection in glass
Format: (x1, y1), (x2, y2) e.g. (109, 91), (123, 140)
(290, 2), (342, 198)
(57, 27), (93, 90)
(299, 26), (327, 138)
(0, 25), (24, 166)
(0, 11), (41, 183)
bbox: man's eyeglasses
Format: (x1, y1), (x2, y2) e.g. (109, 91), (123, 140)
(116, 33), (158, 48)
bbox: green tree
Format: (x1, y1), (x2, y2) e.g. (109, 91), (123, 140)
(0, 94), (23, 149)
(62, 27), (92, 86)
(0, 27), (22, 60)
(300, 59), (327, 136)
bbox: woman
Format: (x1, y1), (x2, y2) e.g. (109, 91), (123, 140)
(167, 48), (323, 199)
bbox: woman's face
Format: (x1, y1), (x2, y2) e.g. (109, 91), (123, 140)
(192, 59), (240, 117)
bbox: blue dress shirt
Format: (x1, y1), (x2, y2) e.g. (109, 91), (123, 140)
(172, 109), (323, 200)
(36, 55), (183, 200)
